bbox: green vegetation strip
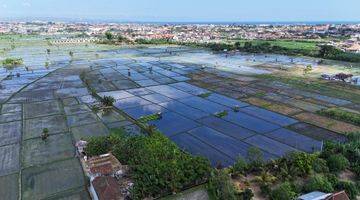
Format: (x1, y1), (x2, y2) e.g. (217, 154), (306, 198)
(317, 108), (360, 126)
(85, 129), (211, 199)
(214, 110), (228, 118)
(198, 92), (212, 98)
(138, 113), (161, 123)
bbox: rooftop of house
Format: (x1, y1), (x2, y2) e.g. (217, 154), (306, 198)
(298, 191), (332, 200)
(326, 191), (350, 200)
(86, 153), (123, 176)
(92, 176), (123, 200)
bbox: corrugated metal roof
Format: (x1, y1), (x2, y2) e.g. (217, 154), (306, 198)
(298, 191), (332, 200)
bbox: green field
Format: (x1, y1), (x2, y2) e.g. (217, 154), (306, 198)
(230, 39), (320, 51)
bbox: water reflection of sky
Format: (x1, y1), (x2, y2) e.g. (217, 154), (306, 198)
(132, 48), (320, 75)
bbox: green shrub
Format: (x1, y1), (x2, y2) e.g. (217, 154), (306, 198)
(1, 57), (23, 66)
(287, 152), (317, 175)
(85, 136), (111, 156)
(260, 184), (271, 196)
(304, 175), (334, 193)
(321, 141), (344, 159)
(325, 174), (339, 187)
(270, 182), (297, 200)
(335, 181), (359, 200)
(101, 96), (115, 107)
(207, 170), (238, 200)
(351, 165), (360, 176)
(247, 147), (264, 170)
(326, 154), (350, 173)
(239, 188), (254, 200)
(347, 132), (360, 141)
(312, 158), (329, 173)
(232, 157), (248, 175)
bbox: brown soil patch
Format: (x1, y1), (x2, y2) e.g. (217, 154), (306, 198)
(339, 169), (357, 182)
(244, 97), (302, 116)
(294, 112), (360, 134)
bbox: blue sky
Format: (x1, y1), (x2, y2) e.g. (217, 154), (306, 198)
(0, 0), (359, 22)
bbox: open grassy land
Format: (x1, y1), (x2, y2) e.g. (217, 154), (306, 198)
(230, 39), (320, 51)
(134, 37), (360, 63)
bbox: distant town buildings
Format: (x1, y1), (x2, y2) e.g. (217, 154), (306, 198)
(0, 21), (359, 52)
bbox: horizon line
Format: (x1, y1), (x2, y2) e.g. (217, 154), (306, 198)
(1, 18), (360, 25)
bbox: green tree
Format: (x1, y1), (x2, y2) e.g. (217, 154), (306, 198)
(232, 157), (248, 176)
(234, 41), (241, 49)
(270, 182), (297, 200)
(312, 158), (329, 173)
(105, 31), (114, 41)
(336, 181), (359, 200)
(247, 147), (264, 170)
(101, 96), (115, 107)
(326, 154), (350, 173)
(117, 34), (127, 43)
(207, 170), (238, 200)
(244, 42), (253, 50)
(288, 151), (317, 175)
(304, 175), (334, 193)
(85, 136), (111, 156)
(240, 188), (254, 200)
(318, 45), (340, 58)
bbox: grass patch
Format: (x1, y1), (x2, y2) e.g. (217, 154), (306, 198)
(198, 92), (212, 98)
(1, 57), (23, 66)
(231, 39), (319, 51)
(138, 113), (162, 123)
(317, 108), (360, 126)
(214, 110), (228, 118)
(253, 91), (267, 98)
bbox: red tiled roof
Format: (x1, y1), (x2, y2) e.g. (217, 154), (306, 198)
(90, 162), (113, 175)
(326, 191), (350, 200)
(93, 176), (122, 200)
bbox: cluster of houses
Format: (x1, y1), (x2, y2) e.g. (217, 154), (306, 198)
(76, 140), (133, 200)
(321, 73), (359, 85)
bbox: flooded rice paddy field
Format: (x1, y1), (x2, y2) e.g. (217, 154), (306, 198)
(1, 38), (360, 199)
